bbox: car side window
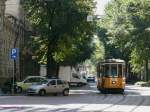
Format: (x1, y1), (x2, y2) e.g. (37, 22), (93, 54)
(40, 78), (46, 82)
(41, 79), (48, 84)
(24, 78), (35, 83)
(35, 78), (43, 82)
(24, 78), (40, 83)
(49, 80), (56, 85)
(57, 80), (63, 85)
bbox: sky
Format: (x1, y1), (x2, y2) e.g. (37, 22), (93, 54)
(95, 0), (111, 15)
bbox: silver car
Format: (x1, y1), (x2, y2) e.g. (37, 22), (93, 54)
(27, 79), (69, 96)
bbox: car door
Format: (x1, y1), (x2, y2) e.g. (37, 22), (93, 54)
(23, 78), (35, 90)
(46, 80), (57, 93)
(57, 80), (65, 92)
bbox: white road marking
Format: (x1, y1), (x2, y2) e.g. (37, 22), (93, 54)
(0, 108), (19, 112)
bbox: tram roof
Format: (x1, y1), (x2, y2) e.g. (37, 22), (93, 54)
(99, 59), (125, 63)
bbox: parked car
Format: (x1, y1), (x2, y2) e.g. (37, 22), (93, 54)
(27, 78), (69, 96)
(16, 76), (47, 93)
(87, 76), (95, 82)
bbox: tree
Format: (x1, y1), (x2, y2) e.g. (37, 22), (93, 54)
(22, 0), (96, 77)
(127, 0), (150, 80)
(97, 18), (126, 60)
(100, 0), (150, 80)
(90, 35), (104, 65)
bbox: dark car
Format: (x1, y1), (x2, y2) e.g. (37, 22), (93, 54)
(87, 76), (95, 82)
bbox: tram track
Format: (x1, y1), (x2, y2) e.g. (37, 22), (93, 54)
(99, 89), (146, 112)
(59, 85), (147, 112)
(128, 95), (145, 112)
(86, 83), (128, 112)
(98, 93), (126, 112)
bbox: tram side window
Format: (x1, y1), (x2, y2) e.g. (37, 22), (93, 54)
(118, 64), (122, 77)
(123, 65), (125, 77)
(105, 65), (110, 77)
(101, 65), (105, 77)
(97, 66), (100, 77)
(111, 64), (117, 77)
(97, 65), (103, 77)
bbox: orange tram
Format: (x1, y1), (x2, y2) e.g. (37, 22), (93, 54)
(97, 59), (126, 94)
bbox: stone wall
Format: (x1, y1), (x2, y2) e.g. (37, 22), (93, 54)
(0, 0), (40, 87)
(0, 15), (25, 86)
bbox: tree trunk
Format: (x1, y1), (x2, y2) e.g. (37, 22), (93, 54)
(46, 1), (59, 78)
(56, 64), (59, 78)
(46, 42), (57, 78)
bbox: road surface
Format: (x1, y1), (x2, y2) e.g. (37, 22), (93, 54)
(0, 83), (149, 112)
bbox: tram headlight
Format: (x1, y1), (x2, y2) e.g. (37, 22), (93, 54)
(112, 81), (116, 84)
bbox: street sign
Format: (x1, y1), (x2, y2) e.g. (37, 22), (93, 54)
(10, 48), (18, 60)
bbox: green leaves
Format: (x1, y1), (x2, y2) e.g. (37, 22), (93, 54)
(23, 0), (95, 66)
(100, 0), (150, 73)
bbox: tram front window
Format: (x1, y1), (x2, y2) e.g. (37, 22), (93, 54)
(104, 64), (117, 77)
(111, 64), (117, 77)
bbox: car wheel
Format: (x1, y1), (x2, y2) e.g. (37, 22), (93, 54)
(39, 89), (46, 96)
(17, 87), (22, 93)
(63, 89), (69, 96)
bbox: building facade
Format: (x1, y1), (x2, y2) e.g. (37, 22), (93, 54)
(0, 0), (40, 87)
(0, 0), (25, 86)
(0, 0), (5, 32)
(0, 0), (7, 86)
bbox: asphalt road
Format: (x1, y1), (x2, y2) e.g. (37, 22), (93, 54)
(0, 83), (149, 112)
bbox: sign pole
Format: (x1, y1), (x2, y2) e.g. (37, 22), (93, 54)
(12, 60), (15, 94)
(10, 48), (18, 94)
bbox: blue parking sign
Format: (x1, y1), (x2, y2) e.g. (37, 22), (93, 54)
(10, 48), (18, 60)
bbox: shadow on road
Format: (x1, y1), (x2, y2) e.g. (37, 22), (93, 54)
(0, 84), (149, 108)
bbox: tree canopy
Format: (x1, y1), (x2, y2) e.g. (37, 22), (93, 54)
(97, 0), (150, 80)
(22, 0), (96, 77)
